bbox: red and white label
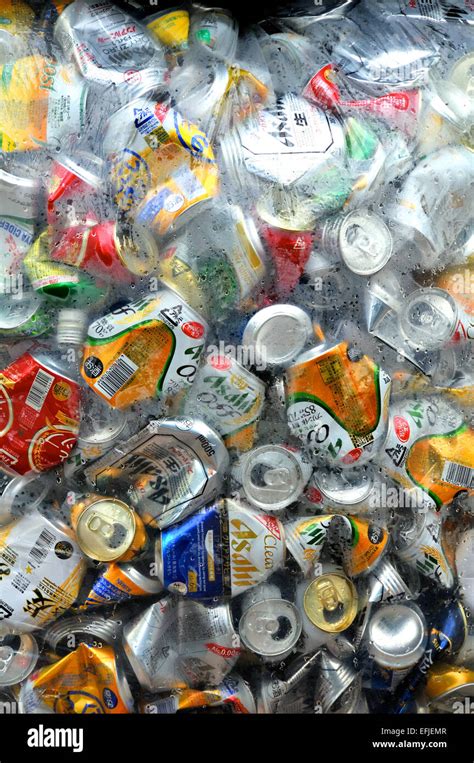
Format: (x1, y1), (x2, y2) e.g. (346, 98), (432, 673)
(394, 416), (410, 443)
(205, 643), (241, 659)
(181, 321), (205, 339)
(342, 448), (363, 465)
(0, 353), (80, 475)
(209, 355), (232, 371)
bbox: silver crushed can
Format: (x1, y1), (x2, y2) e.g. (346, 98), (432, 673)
(53, 0), (167, 95)
(122, 595), (241, 691)
(84, 417), (229, 529)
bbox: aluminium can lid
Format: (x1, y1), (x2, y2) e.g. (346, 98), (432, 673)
(239, 599), (302, 657)
(73, 498), (138, 563)
(243, 304), (313, 368)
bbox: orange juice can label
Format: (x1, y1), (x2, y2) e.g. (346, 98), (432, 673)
(284, 515), (333, 575)
(20, 644), (133, 713)
(345, 515), (387, 577)
(380, 396), (474, 509)
(285, 342), (391, 466)
(81, 288), (208, 408)
(0, 55), (87, 152)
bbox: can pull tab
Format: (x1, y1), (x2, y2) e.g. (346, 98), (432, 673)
(262, 466), (291, 491)
(86, 513), (115, 539)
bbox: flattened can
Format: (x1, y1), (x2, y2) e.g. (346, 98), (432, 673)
(238, 596), (302, 661)
(0, 293), (51, 338)
(183, 354), (265, 452)
(377, 396), (474, 510)
(285, 342), (391, 466)
(54, 0), (166, 92)
(0, 167), (38, 287)
(242, 305), (314, 369)
(104, 98), (219, 235)
(47, 151), (105, 227)
(81, 287), (208, 408)
(155, 498), (285, 598)
(81, 561), (162, 608)
(123, 595), (241, 691)
(43, 606), (133, 657)
(84, 417), (228, 529)
(19, 644), (134, 714)
(50, 220), (158, 282)
(393, 509), (455, 589)
(190, 5), (238, 60)
(303, 462), (375, 515)
(0, 350), (81, 475)
(159, 204), (266, 316)
(285, 513), (387, 577)
(0, 55), (88, 152)
(0, 509), (86, 633)
(139, 672), (256, 714)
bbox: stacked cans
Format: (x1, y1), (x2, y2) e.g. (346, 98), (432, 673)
(0, 0), (472, 717)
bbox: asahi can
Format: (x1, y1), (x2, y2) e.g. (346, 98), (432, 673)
(378, 396), (474, 511)
(285, 341), (391, 466)
(154, 498), (286, 598)
(81, 287), (209, 408)
(123, 595), (240, 691)
(183, 353), (266, 452)
(84, 417), (228, 529)
(19, 644), (134, 714)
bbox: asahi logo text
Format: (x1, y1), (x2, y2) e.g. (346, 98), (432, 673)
(207, 341), (268, 372)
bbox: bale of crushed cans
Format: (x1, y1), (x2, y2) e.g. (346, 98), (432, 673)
(0, 0), (472, 716)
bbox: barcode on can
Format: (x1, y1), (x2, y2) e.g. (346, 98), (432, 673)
(94, 354), (138, 399)
(25, 368), (54, 412)
(29, 528), (55, 568)
(441, 460), (474, 489)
